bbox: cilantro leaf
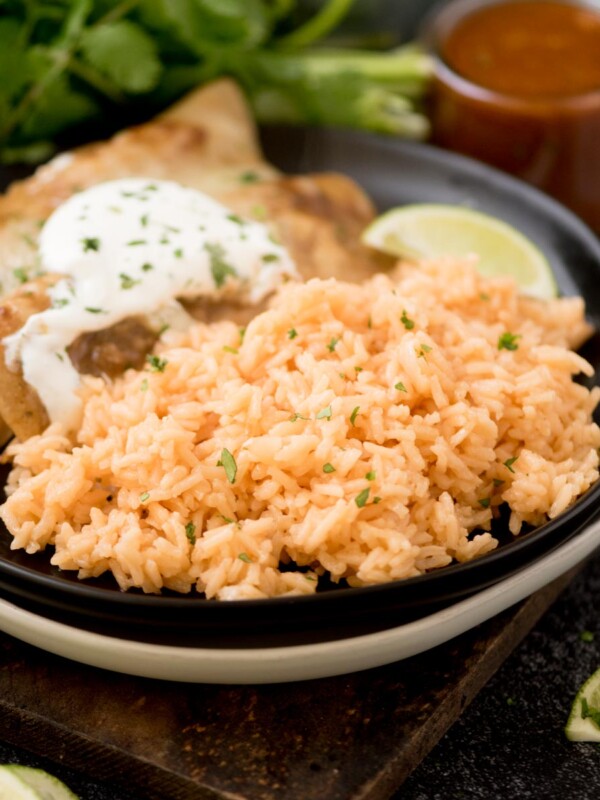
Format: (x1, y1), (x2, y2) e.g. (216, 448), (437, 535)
(80, 20), (163, 94)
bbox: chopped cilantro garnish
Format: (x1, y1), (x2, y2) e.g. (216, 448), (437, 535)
(119, 273), (140, 290)
(417, 343), (432, 358)
(140, 214), (148, 227)
(504, 456), (518, 473)
(221, 515), (235, 524)
(327, 337), (339, 353)
(140, 378), (149, 392)
(373, 496), (382, 504)
(498, 332), (521, 351)
(262, 253), (279, 263)
(205, 242), (237, 288)
(355, 366), (363, 373)
(401, 309), (415, 330)
(220, 448), (237, 484)
(305, 574), (317, 582)
(223, 345), (238, 354)
(139, 491), (150, 503)
(316, 405), (332, 420)
(239, 327), (246, 342)
(479, 497), (491, 508)
(395, 381), (407, 392)
(185, 522), (196, 544)
(493, 478), (505, 487)
(227, 213), (245, 225)
(240, 171), (259, 184)
(85, 307), (105, 314)
(238, 552), (252, 563)
(350, 406), (360, 425)
(289, 413), (309, 422)
(288, 328), (298, 339)
(127, 239), (146, 246)
(141, 263), (153, 272)
(81, 237), (100, 252)
(13, 267), (29, 284)
(55, 352), (64, 362)
(366, 470), (376, 481)
(323, 463), (336, 473)
(174, 248), (183, 259)
(146, 354), (168, 373)
(355, 488), (370, 508)
(53, 298), (70, 308)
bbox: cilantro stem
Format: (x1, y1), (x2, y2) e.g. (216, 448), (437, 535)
(276, 0), (355, 49)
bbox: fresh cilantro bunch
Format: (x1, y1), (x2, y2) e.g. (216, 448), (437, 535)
(0, 0), (432, 164)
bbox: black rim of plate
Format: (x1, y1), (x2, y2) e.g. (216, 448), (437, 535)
(1, 128), (600, 633)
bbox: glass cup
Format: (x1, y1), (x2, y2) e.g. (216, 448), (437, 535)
(421, 0), (600, 232)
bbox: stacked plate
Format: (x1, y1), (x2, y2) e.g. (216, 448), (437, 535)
(0, 130), (599, 683)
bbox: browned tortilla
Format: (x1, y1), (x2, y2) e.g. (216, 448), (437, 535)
(0, 79), (386, 441)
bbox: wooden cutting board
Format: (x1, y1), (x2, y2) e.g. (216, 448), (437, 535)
(0, 567), (580, 800)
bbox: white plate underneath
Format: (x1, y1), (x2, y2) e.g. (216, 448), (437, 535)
(0, 520), (598, 684)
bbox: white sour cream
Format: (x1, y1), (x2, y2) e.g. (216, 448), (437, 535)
(3, 178), (298, 427)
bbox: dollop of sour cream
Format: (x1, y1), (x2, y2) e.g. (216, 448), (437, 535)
(4, 178), (298, 427)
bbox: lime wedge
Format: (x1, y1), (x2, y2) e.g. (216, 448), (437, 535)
(362, 204), (558, 299)
(0, 766), (78, 800)
(565, 668), (600, 741)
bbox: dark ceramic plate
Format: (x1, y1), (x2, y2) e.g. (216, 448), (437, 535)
(1, 128), (600, 648)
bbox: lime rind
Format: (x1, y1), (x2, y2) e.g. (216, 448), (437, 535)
(362, 203), (558, 300)
(565, 668), (600, 742)
(0, 766), (79, 800)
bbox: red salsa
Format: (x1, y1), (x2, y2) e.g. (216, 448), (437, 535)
(426, 0), (600, 231)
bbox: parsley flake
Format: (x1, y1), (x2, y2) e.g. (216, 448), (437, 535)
(85, 307), (105, 314)
(493, 478), (505, 487)
(174, 248), (183, 259)
(366, 470), (376, 481)
(127, 239), (146, 247)
(373, 496), (382, 504)
(417, 343), (433, 358)
(504, 456), (518, 473)
(401, 309), (415, 330)
(262, 253), (279, 263)
(140, 378), (148, 392)
(185, 522), (196, 544)
(238, 552), (252, 564)
(220, 448), (237, 484)
(355, 488), (370, 508)
(395, 381), (407, 392)
(288, 328), (298, 340)
(223, 345), (238, 354)
(13, 267), (29, 284)
(146, 354), (168, 373)
(316, 405), (332, 420)
(326, 337), (339, 353)
(140, 214), (148, 227)
(323, 463), (336, 474)
(355, 366), (363, 373)
(139, 491), (150, 503)
(141, 263), (153, 272)
(498, 332), (521, 351)
(227, 213), (245, 225)
(350, 406), (360, 425)
(479, 497), (491, 508)
(53, 298), (70, 308)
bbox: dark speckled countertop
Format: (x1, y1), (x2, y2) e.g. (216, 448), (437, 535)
(0, 551), (598, 800)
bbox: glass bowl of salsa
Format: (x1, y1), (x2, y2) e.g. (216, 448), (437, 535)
(421, 0), (600, 232)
